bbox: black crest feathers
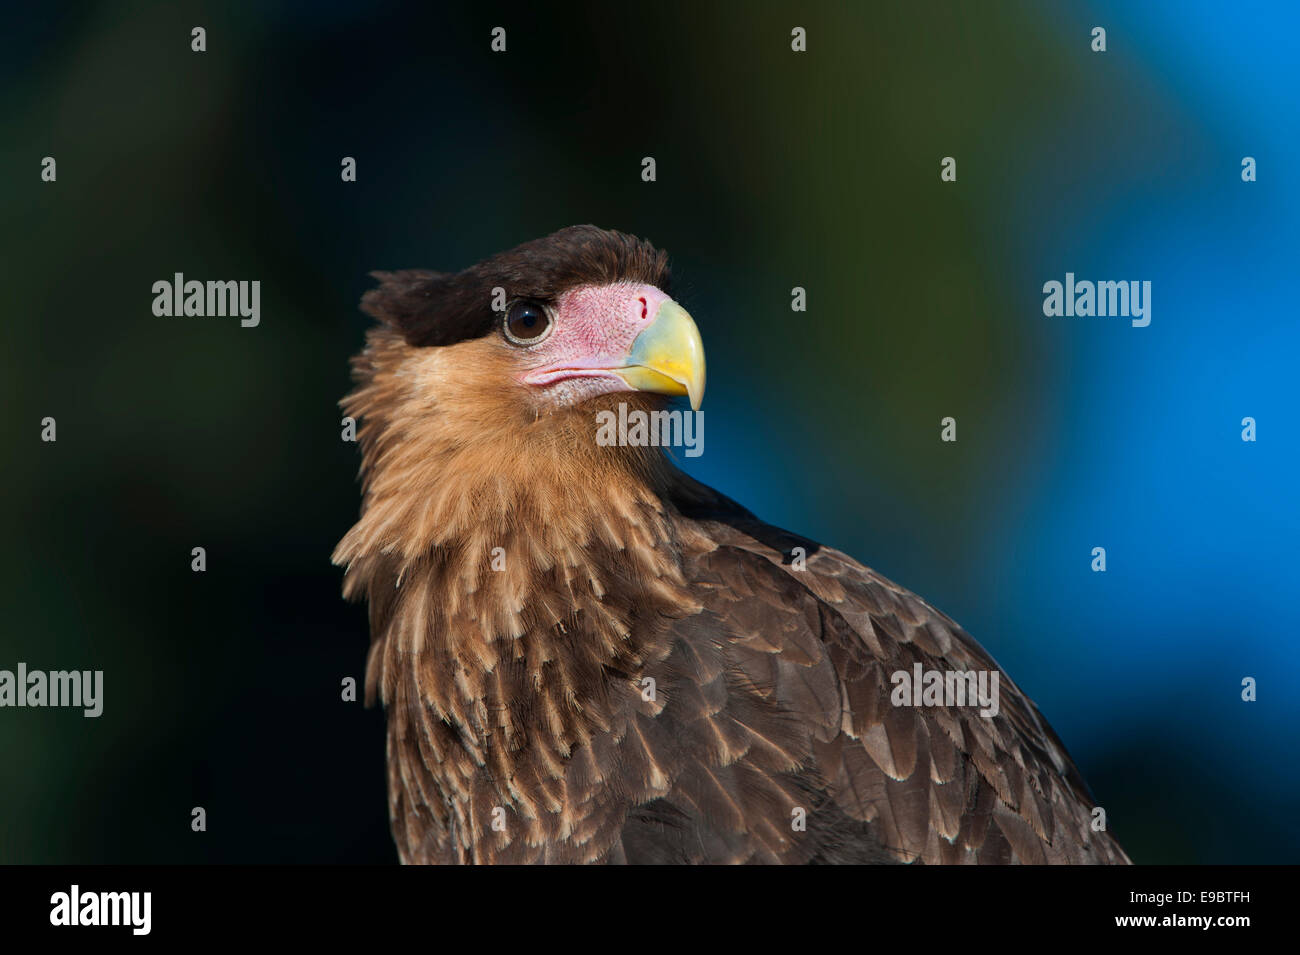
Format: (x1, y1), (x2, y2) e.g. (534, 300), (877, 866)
(360, 225), (672, 348)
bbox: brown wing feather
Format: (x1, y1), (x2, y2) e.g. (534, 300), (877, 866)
(661, 477), (1130, 864)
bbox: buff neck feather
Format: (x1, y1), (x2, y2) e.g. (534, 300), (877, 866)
(332, 328), (704, 757)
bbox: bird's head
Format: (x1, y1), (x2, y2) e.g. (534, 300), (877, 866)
(338, 226), (706, 564)
(356, 225), (703, 432)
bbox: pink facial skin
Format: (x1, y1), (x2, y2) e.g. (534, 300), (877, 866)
(516, 282), (675, 407)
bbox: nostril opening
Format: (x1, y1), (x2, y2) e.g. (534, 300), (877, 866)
(638, 297), (647, 319)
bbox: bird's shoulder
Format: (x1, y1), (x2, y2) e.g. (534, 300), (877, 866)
(662, 473), (1130, 864)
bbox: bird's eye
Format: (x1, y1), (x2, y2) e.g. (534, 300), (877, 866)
(503, 300), (553, 345)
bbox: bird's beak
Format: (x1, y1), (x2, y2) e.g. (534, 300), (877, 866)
(611, 300), (706, 411)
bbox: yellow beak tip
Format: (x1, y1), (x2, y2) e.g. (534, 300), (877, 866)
(621, 300), (706, 409)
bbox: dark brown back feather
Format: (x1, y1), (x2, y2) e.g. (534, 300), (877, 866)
(655, 476), (1131, 864)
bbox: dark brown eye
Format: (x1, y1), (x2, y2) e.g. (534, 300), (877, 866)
(503, 300), (552, 345)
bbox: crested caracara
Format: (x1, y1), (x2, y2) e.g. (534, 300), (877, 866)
(333, 225), (1130, 865)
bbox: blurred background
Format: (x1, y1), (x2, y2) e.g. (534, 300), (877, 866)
(1, 0), (1296, 863)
